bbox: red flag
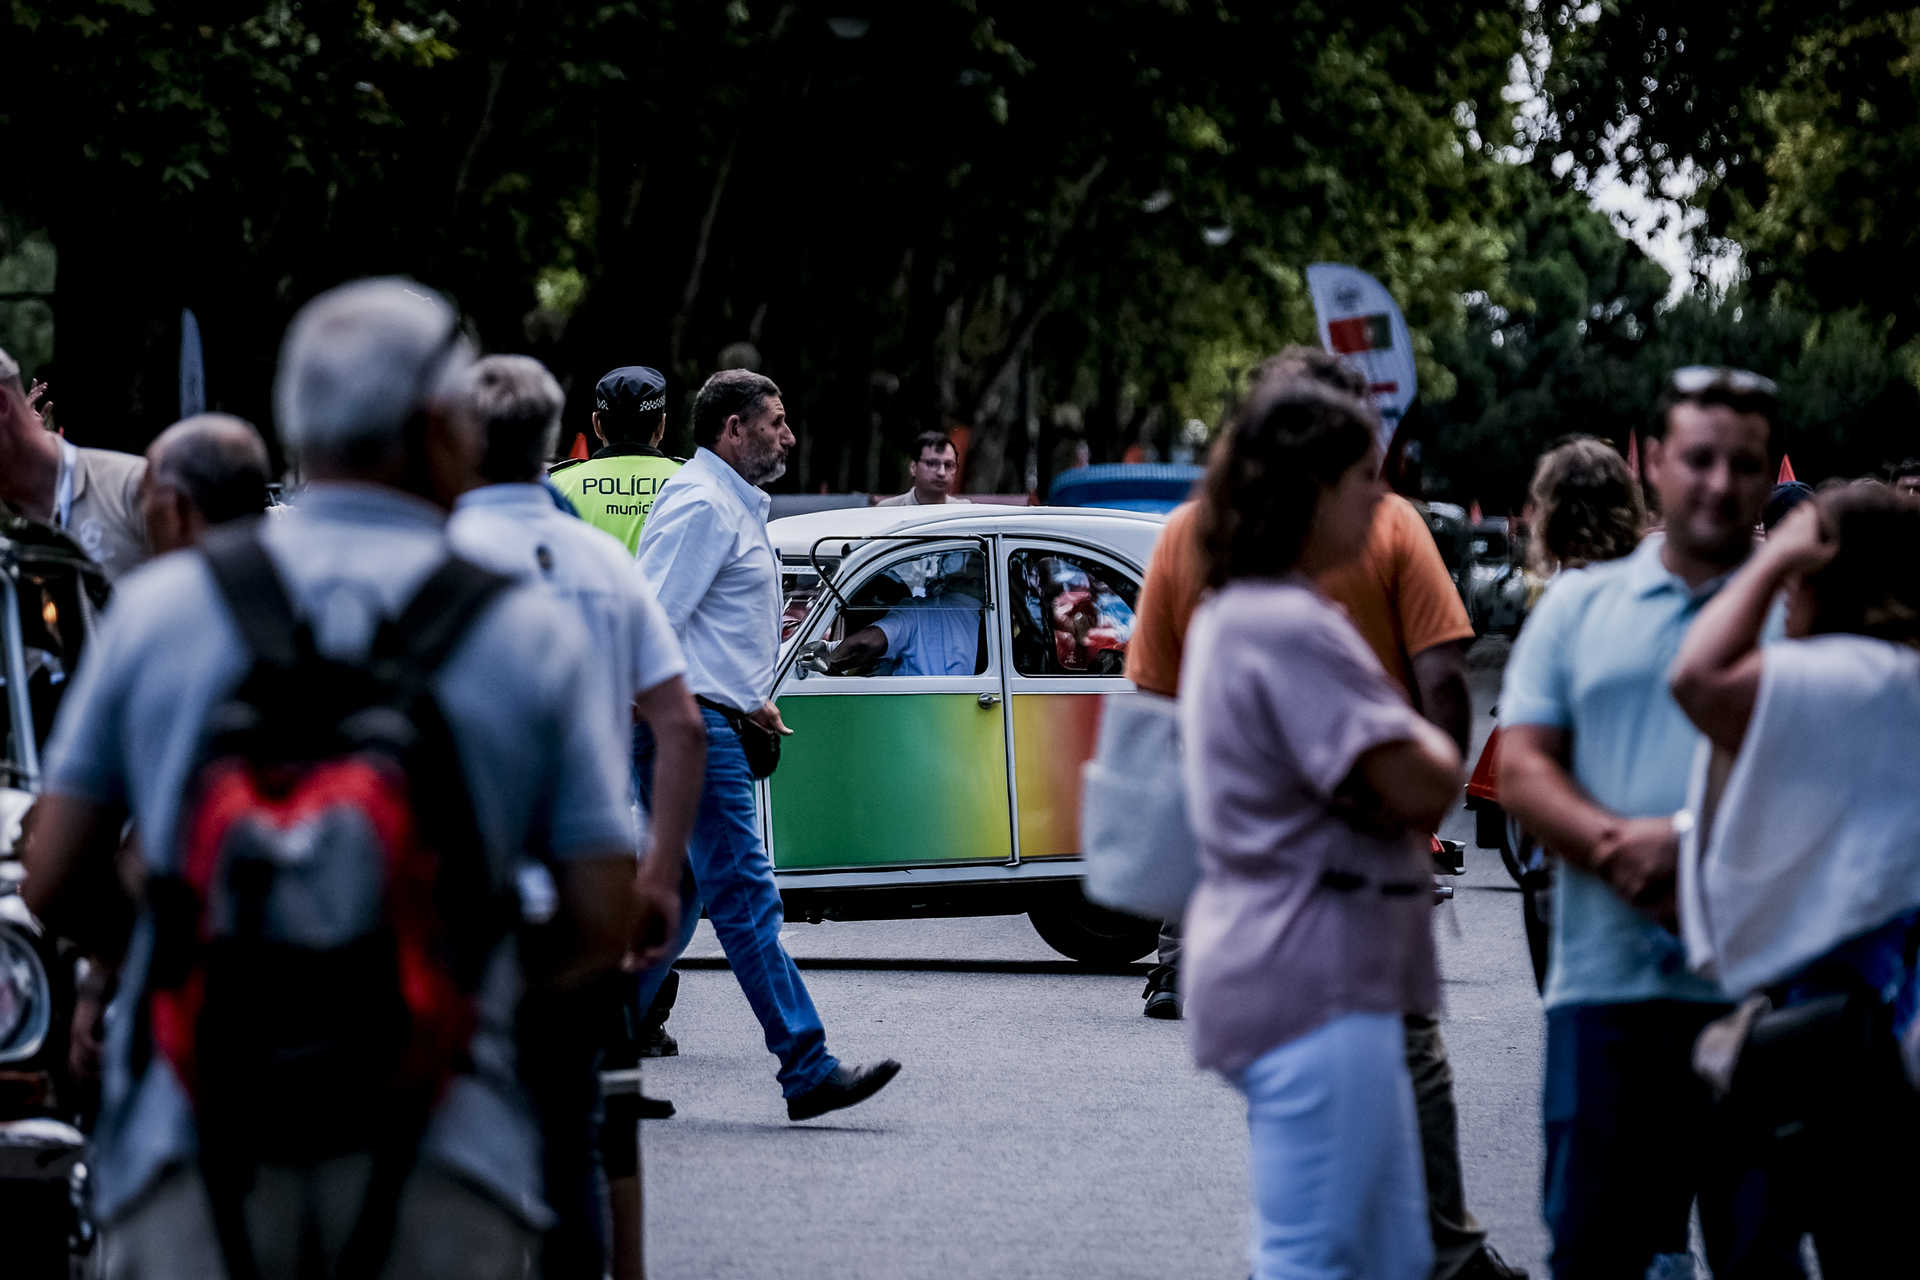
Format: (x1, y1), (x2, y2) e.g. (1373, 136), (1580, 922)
(1777, 455), (1796, 484)
(569, 432), (590, 461)
(1626, 430), (1640, 478)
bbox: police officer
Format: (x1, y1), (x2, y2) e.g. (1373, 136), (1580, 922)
(549, 365), (684, 552)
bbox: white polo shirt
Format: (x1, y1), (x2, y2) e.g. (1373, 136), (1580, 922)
(448, 484), (686, 727)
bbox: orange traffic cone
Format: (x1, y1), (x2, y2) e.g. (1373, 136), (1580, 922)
(1777, 455), (1796, 484)
(569, 432), (590, 461)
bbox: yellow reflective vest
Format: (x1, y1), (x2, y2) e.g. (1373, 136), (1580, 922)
(548, 447), (684, 553)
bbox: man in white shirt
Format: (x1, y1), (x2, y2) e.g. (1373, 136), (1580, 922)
(447, 354), (703, 1280)
(876, 430), (971, 506)
(636, 368), (901, 1121)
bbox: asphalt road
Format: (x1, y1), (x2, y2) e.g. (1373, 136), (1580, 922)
(640, 664), (1555, 1279)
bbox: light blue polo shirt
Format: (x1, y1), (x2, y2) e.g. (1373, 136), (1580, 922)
(43, 484), (634, 1227)
(1500, 534), (1767, 1010)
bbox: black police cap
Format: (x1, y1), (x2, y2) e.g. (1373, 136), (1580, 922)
(595, 366), (668, 418)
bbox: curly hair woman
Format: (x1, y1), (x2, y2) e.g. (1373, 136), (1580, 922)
(1181, 380), (1463, 1280)
(1525, 435), (1645, 579)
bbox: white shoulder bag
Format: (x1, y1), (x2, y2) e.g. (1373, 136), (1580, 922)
(1079, 689), (1198, 920)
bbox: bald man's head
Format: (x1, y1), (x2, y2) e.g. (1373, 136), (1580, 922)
(142, 414), (273, 553)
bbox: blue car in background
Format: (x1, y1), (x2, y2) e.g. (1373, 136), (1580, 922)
(1047, 463), (1204, 515)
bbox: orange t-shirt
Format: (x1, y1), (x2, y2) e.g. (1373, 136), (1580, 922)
(1123, 496), (1472, 700)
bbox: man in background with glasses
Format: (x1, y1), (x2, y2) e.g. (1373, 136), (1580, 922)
(1499, 368), (1804, 1276)
(877, 431), (970, 506)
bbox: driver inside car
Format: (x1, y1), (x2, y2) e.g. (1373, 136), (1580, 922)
(826, 551), (985, 677)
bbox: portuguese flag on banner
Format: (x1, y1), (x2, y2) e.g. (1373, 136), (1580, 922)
(1326, 313), (1395, 355)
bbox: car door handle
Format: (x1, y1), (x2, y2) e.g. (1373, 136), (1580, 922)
(978, 692), (1001, 708)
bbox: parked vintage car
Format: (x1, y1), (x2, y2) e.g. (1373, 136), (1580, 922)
(765, 503), (1165, 963)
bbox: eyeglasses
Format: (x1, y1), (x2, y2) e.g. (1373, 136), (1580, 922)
(1667, 366), (1779, 399)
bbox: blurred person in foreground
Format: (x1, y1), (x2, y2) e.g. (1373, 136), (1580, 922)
(633, 369), (901, 1121)
(1130, 346), (1519, 1280)
(1180, 379), (1463, 1279)
(1507, 436), (1648, 988)
(448, 355), (703, 1280)
(1669, 481), (1920, 1272)
(139, 413), (273, 554)
(63, 414), (276, 1106)
(23, 279), (657, 1279)
(0, 343), (150, 579)
(1498, 368), (1804, 1277)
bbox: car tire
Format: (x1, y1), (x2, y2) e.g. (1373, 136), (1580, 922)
(1028, 890), (1159, 965)
(1498, 813), (1530, 887)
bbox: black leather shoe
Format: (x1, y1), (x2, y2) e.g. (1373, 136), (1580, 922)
(786, 1060), (902, 1122)
(1141, 964), (1181, 1020)
(637, 1024), (679, 1058)
(1453, 1244), (1527, 1280)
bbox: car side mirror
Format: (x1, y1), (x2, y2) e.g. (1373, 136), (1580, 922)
(798, 639), (832, 676)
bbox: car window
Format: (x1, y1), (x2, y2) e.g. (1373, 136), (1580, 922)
(827, 549), (990, 678)
(1007, 548), (1138, 677)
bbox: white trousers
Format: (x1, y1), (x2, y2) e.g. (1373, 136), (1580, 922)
(1235, 1011), (1432, 1280)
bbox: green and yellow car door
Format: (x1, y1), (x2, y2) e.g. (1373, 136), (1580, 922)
(765, 540), (1016, 870)
(1000, 540), (1143, 861)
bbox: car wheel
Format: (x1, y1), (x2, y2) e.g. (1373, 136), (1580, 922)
(1028, 889), (1159, 965)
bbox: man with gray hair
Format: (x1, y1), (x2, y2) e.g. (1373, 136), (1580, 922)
(635, 368), (902, 1121)
(449, 353), (703, 1280)
(25, 279), (664, 1279)
(140, 413), (273, 554)
(0, 343), (150, 579)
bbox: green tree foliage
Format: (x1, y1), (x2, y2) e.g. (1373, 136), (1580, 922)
(1539, 2), (1920, 338)
(1426, 175), (1920, 509)
(1, 0), (1528, 492)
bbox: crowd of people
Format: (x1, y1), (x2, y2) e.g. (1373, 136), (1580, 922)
(5, 277), (1920, 1280)
(6, 278), (899, 1280)
(1154, 354), (1920, 1279)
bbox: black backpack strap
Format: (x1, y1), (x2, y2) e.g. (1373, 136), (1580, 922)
(199, 526), (302, 667)
(379, 554), (514, 674)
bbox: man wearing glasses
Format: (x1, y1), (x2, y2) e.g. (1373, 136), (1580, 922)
(877, 431), (971, 506)
(1499, 368), (1804, 1276)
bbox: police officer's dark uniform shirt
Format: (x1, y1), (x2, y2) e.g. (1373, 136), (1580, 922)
(548, 443), (682, 554)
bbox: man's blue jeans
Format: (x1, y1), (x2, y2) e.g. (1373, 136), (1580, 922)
(1543, 1000), (1805, 1279)
(632, 711), (837, 1097)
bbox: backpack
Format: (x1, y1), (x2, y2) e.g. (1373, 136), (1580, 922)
(142, 529), (512, 1270)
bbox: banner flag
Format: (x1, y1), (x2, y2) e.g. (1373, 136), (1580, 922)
(1306, 262), (1417, 453)
(179, 308), (206, 419)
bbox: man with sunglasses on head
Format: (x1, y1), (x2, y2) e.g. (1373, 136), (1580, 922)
(1499, 368), (1804, 1277)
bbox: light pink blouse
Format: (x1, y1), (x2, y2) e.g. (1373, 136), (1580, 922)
(1178, 578), (1439, 1075)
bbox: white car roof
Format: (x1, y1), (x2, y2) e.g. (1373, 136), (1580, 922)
(769, 504), (1167, 571)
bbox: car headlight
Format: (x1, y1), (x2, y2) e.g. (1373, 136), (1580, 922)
(0, 922), (52, 1064)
